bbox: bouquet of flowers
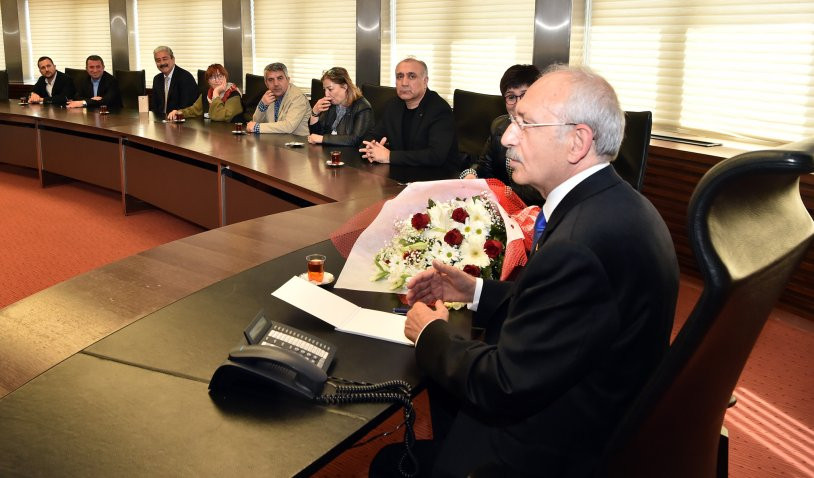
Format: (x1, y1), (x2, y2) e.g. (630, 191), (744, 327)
(333, 179), (531, 295)
(372, 194), (507, 290)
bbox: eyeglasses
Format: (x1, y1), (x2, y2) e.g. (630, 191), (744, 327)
(509, 114), (577, 132)
(504, 91), (526, 105)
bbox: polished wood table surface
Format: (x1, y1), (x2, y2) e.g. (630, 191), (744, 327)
(0, 101), (458, 399)
(0, 240), (470, 476)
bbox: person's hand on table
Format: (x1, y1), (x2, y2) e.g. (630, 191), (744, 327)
(66, 100), (85, 108)
(359, 137), (390, 163)
(28, 93), (43, 104)
(406, 260), (477, 305)
(167, 110), (180, 121)
(307, 134), (324, 144)
(246, 120), (258, 132)
(405, 299), (448, 343)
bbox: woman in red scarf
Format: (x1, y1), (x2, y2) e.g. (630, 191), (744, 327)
(168, 64), (243, 123)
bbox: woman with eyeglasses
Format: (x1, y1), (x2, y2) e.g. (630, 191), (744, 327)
(307, 67), (373, 147)
(459, 64), (544, 206)
(167, 64), (243, 123)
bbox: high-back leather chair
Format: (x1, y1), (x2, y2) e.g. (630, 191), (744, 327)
(452, 89), (506, 164)
(0, 70), (8, 101)
(598, 138), (814, 478)
(361, 84), (397, 124)
(310, 78), (324, 107)
(613, 111), (652, 191)
(242, 73), (266, 122)
(114, 69), (146, 110)
(64, 67), (88, 95)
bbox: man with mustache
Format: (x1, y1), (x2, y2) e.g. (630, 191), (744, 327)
(360, 58), (458, 169)
(246, 62), (310, 135)
(150, 46), (198, 117)
(372, 65), (679, 477)
(28, 56), (75, 105)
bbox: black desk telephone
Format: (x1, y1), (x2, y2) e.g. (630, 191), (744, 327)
(209, 310), (337, 399)
(208, 309), (421, 477)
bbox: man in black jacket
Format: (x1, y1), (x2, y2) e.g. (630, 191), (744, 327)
(360, 58), (458, 169)
(150, 46), (198, 117)
(374, 65), (679, 477)
(67, 55), (122, 109)
(29, 56), (75, 105)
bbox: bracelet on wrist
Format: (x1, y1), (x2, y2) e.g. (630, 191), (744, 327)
(311, 110), (320, 117)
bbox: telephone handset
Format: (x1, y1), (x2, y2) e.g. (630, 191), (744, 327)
(209, 310), (337, 400)
(226, 344), (327, 399)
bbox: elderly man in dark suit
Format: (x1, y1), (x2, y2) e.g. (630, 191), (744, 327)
(376, 65), (680, 477)
(67, 55), (122, 109)
(28, 56), (75, 105)
(360, 58), (458, 169)
(150, 46), (198, 117)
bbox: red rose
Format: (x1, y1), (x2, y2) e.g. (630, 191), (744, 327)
(463, 265), (481, 277)
(483, 239), (504, 259)
(411, 212), (430, 230)
(451, 207), (469, 223)
(444, 228), (464, 246)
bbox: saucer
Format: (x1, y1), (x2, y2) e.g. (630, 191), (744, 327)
(285, 141), (304, 148)
(18, 102), (29, 106)
(326, 161), (345, 167)
(298, 271), (334, 285)
(231, 130), (247, 135)
(98, 111), (110, 115)
(173, 119), (186, 123)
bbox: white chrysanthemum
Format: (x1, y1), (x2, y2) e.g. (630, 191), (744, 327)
(465, 197), (493, 228)
(466, 219), (490, 240)
(459, 237), (490, 268)
(430, 240), (461, 265)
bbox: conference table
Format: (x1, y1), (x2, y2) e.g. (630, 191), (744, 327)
(0, 102), (464, 475)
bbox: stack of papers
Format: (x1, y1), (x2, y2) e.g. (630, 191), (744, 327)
(271, 276), (413, 346)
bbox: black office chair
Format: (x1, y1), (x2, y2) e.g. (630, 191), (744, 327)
(114, 69), (146, 110)
(242, 73), (266, 122)
(452, 89), (506, 164)
(613, 111), (652, 191)
(597, 138), (814, 478)
(310, 78), (324, 107)
(0, 70), (8, 101)
(361, 84), (397, 123)
(64, 67), (88, 95)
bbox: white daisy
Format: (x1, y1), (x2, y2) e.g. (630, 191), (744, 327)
(459, 237), (490, 268)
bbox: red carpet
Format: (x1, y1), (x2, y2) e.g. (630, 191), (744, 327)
(1, 164), (811, 476)
(0, 165), (203, 307)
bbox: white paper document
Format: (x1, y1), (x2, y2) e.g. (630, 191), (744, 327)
(271, 276), (413, 346)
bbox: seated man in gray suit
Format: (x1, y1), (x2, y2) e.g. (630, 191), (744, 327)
(372, 65), (680, 477)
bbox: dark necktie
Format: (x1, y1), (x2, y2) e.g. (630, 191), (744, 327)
(532, 212), (547, 251)
(274, 99), (281, 122)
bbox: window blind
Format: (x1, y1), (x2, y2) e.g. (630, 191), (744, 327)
(0, 0), (6, 70)
(583, 0), (814, 144)
(253, 0), (356, 94)
(27, 0), (112, 74)
(386, 0), (535, 103)
(135, 0), (223, 80)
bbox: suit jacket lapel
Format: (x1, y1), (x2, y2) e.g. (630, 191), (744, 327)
(539, 166), (623, 246)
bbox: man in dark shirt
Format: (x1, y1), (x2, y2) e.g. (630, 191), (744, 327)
(66, 55), (122, 109)
(29, 56), (75, 105)
(360, 58), (458, 168)
(150, 46), (198, 116)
